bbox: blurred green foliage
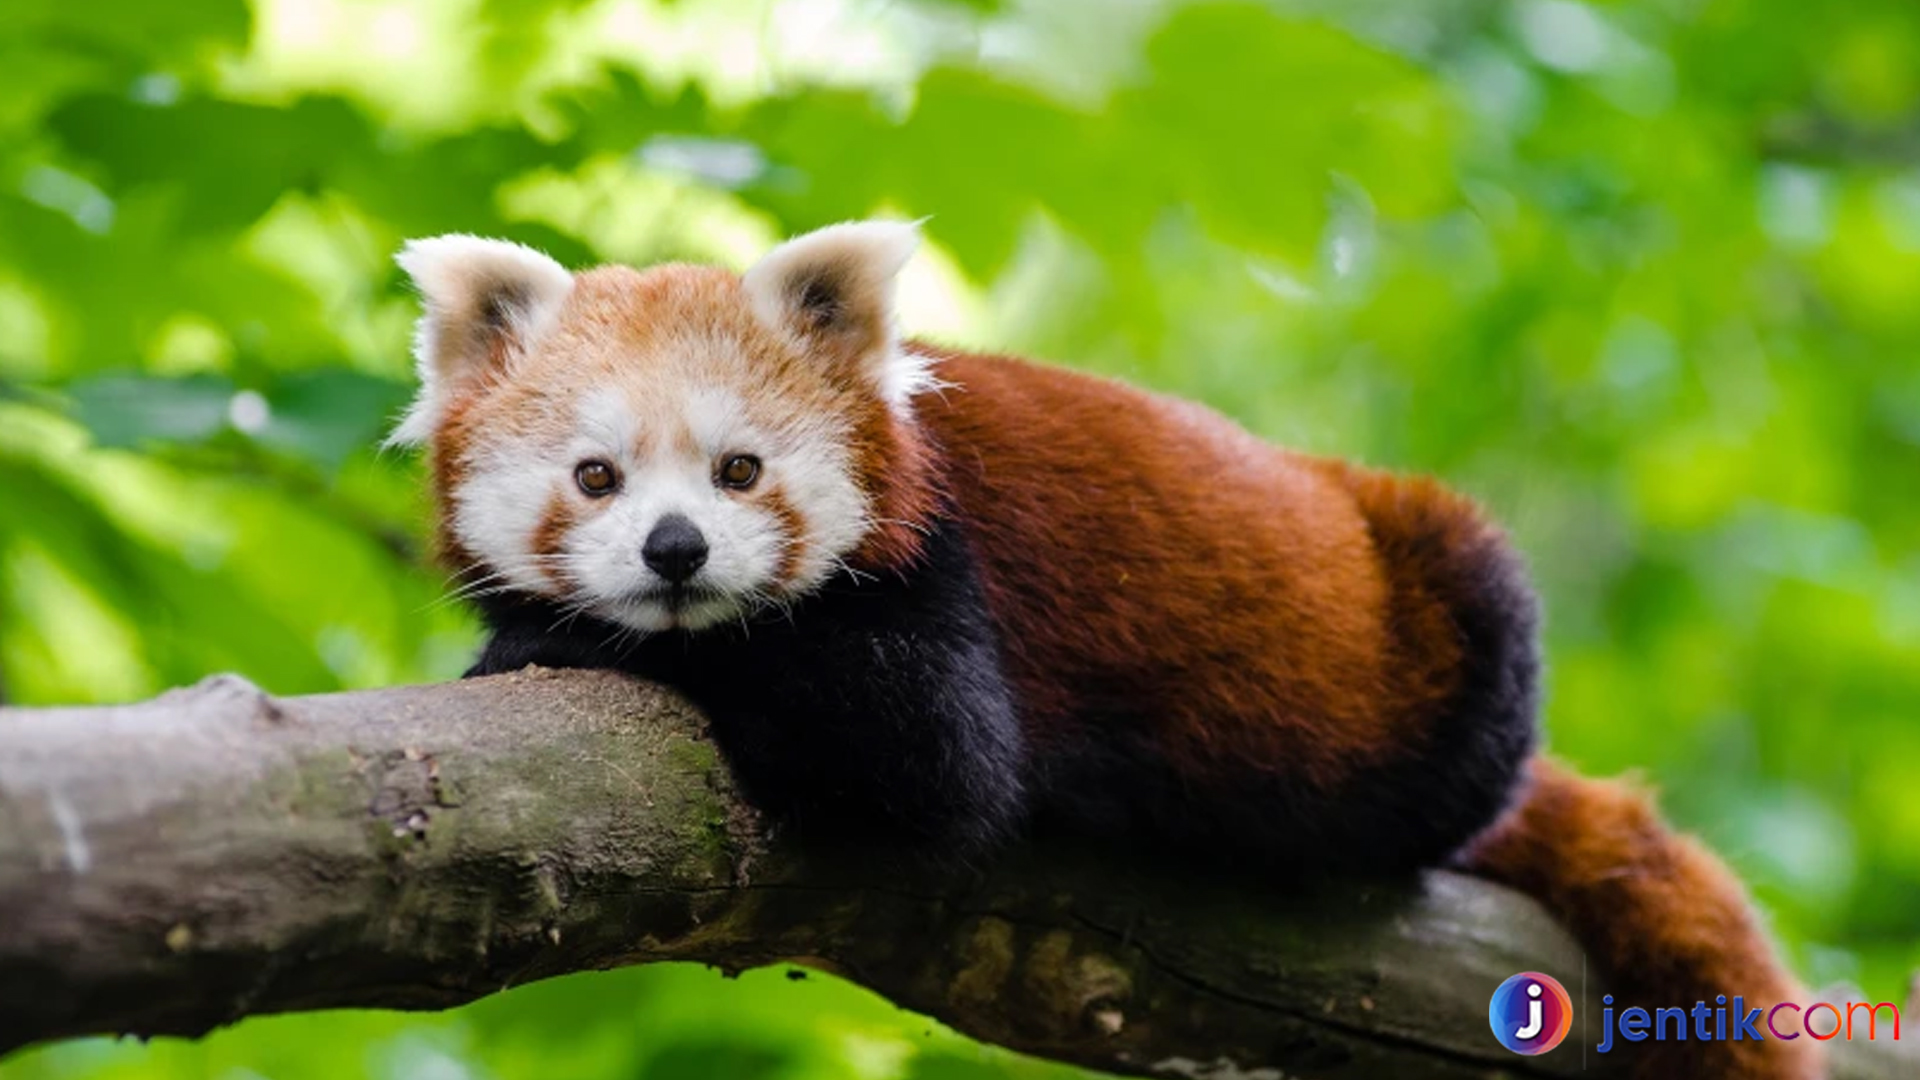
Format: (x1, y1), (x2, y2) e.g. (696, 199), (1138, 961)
(3, 0), (1919, 1075)
(1, 966), (1086, 1080)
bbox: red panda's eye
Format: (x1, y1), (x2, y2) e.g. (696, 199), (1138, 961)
(575, 459), (618, 496)
(718, 454), (761, 490)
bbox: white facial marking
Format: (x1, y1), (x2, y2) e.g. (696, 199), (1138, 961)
(452, 374), (874, 635)
(451, 431), (560, 596)
(428, 225), (939, 639)
(773, 410), (868, 585)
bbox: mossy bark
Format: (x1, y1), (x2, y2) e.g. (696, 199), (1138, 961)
(0, 670), (1906, 1079)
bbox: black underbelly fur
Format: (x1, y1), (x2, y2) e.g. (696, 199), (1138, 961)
(470, 516), (1028, 855)
(470, 514), (1538, 875)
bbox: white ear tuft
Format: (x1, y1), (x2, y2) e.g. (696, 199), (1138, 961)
(387, 235), (574, 446)
(743, 220), (926, 406)
(743, 221), (920, 327)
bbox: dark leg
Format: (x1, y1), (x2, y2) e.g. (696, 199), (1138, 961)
(469, 518), (1029, 859)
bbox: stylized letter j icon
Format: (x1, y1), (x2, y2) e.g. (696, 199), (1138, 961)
(1515, 983), (1544, 1040)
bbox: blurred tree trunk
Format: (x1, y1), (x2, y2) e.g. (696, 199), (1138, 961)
(0, 671), (1905, 1078)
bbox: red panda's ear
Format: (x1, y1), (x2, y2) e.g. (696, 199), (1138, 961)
(743, 220), (925, 404)
(388, 235), (574, 446)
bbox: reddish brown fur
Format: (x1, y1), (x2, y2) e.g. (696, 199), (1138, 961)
(846, 401), (943, 574)
(879, 345), (1814, 1080)
(530, 492), (576, 588)
(1468, 760), (1824, 1078)
(417, 244), (1813, 1078)
(902, 346), (1412, 779)
(430, 394), (483, 585)
(761, 486), (805, 586)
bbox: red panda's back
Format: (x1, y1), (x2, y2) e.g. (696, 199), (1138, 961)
(912, 346), (1476, 791)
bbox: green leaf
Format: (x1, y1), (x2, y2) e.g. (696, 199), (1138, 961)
(65, 372), (234, 449)
(256, 371), (412, 469)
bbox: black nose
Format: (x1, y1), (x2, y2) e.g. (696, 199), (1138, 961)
(642, 513), (709, 584)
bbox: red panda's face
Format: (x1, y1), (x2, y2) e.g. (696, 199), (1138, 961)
(391, 222), (931, 632)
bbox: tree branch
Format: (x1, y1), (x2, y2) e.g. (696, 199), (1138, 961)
(0, 670), (1905, 1078)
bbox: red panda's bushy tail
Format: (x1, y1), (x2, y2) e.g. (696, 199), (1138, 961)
(1464, 757), (1826, 1080)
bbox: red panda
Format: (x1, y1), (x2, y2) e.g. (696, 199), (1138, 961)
(393, 221), (1822, 1080)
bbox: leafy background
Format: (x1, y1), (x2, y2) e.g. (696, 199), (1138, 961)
(3, 0), (1919, 1076)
